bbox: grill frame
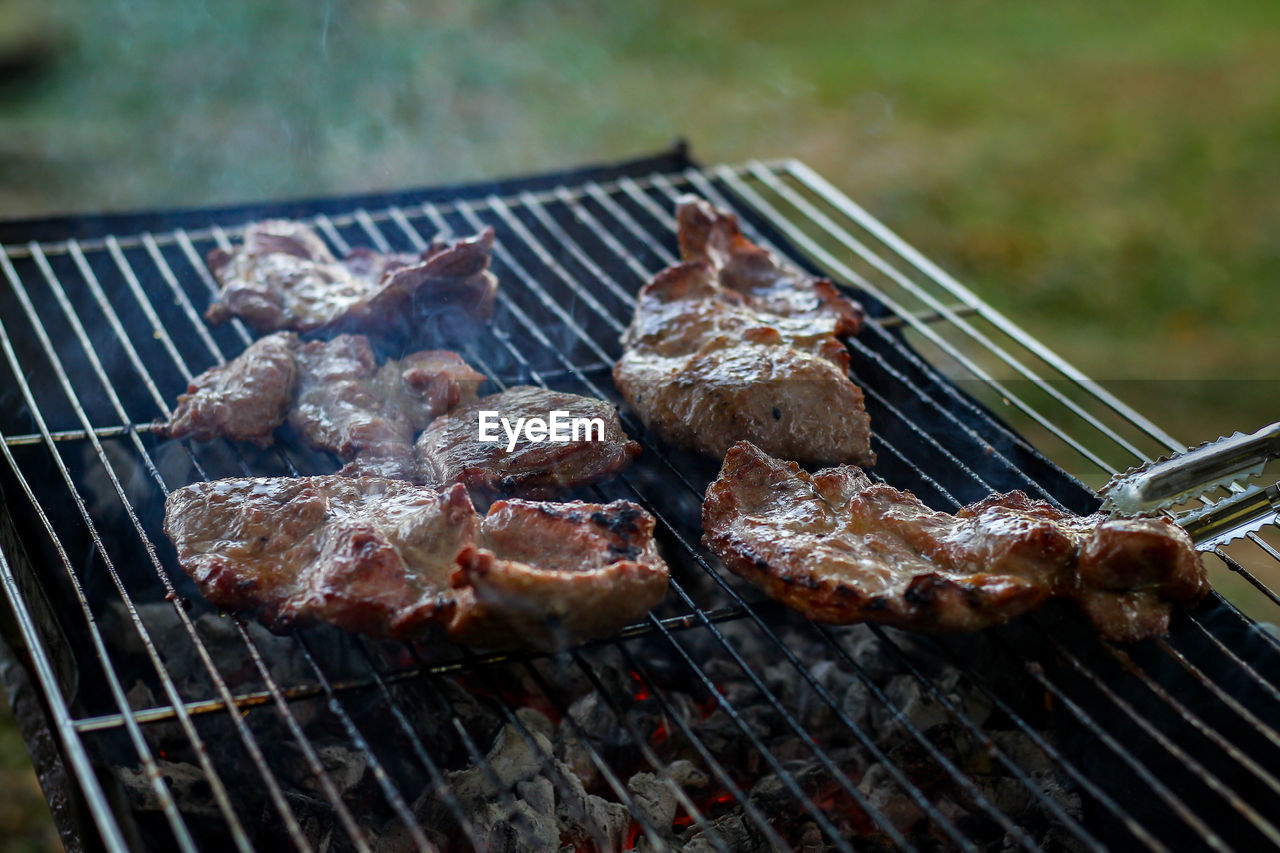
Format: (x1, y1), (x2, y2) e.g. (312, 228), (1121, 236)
(0, 147), (1278, 852)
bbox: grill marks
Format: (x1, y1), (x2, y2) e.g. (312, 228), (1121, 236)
(613, 196), (875, 466)
(163, 475), (670, 650)
(703, 442), (1208, 642)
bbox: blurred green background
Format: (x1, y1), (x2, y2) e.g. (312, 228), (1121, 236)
(1, 0), (1277, 847)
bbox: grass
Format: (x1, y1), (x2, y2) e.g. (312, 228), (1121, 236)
(0, 694), (59, 852)
(0, 0), (1278, 843)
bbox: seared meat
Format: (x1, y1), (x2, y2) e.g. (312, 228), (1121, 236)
(204, 219), (499, 335)
(448, 499), (668, 649)
(415, 386), (640, 498)
(290, 335), (484, 479)
(164, 476), (476, 637)
(613, 197), (874, 466)
(702, 442), (1207, 642)
(163, 475), (669, 649)
(158, 330), (485, 477)
(163, 332), (298, 446)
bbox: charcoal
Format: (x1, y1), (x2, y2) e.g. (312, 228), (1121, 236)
(488, 723), (551, 789)
(683, 812), (764, 853)
(858, 762), (926, 832)
(517, 706), (556, 741)
(567, 691), (631, 748)
(436, 676), (502, 735)
(474, 799), (557, 853)
(554, 727), (600, 792)
(515, 776), (556, 820)
(627, 771), (678, 837)
(116, 760), (224, 820)
(125, 679), (156, 711)
(666, 759), (710, 794)
(552, 755), (630, 850)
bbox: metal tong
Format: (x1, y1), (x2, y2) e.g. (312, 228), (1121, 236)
(1098, 421), (1280, 550)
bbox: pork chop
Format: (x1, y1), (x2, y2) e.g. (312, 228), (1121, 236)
(290, 335), (484, 479)
(415, 386), (640, 498)
(163, 475), (669, 649)
(702, 442), (1207, 642)
(162, 332), (298, 446)
(613, 197), (874, 466)
(204, 219), (499, 336)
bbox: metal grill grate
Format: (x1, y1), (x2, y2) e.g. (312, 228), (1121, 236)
(1, 151), (1278, 852)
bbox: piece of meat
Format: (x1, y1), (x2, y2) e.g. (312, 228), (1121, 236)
(162, 332), (298, 446)
(162, 475), (669, 649)
(702, 442), (1208, 642)
(447, 499), (669, 649)
(415, 386), (640, 498)
(614, 197), (874, 466)
(204, 219), (499, 335)
(290, 335), (485, 480)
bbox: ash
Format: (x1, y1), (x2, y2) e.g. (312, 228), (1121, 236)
(103, 602), (1084, 851)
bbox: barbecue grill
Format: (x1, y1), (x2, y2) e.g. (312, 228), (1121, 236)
(1, 145), (1278, 852)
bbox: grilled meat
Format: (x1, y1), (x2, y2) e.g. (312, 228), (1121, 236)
(702, 442), (1208, 642)
(448, 498), (668, 649)
(163, 332), (298, 446)
(158, 331), (484, 478)
(613, 197), (874, 466)
(415, 386), (640, 498)
(290, 335), (484, 479)
(204, 219), (499, 335)
(163, 475), (669, 649)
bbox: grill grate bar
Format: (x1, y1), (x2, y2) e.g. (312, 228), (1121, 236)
(2, 156), (1276, 852)
(736, 162), (1155, 464)
(450, 189), (1056, 851)
(407, 199), (914, 850)
(407, 655), (536, 852)
(994, 629), (1228, 850)
(104, 236), (199, 383)
(290, 633), (439, 852)
(781, 159), (1185, 455)
(229, 618), (372, 852)
(568, 647), (733, 853)
(555, 181), (1140, 848)
(62, 227), (432, 848)
(513, 659), (676, 851)
(683, 168), (1122, 472)
(1182, 616), (1280, 705)
(615, 641), (799, 853)
(28, 235), (328, 845)
(0, 385), (192, 848)
(174, 225), (262, 349)
(863, 624), (1104, 851)
(625, 172), (1270, 848)
(0, 546), (135, 851)
(925, 636), (1169, 851)
(0, 246), (229, 850)
(1106, 639), (1280, 797)
(395, 202), (870, 849)
(119, 225), (435, 850)
(650, 170), (1280, 813)
(140, 231), (229, 365)
(1081, 637), (1280, 843)
(0, 165), (805, 260)
(358, 208), (704, 851)
(512, 180), (1101, 848)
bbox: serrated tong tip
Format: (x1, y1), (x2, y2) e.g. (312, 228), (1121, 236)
(1099, 423), (1280, 516)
